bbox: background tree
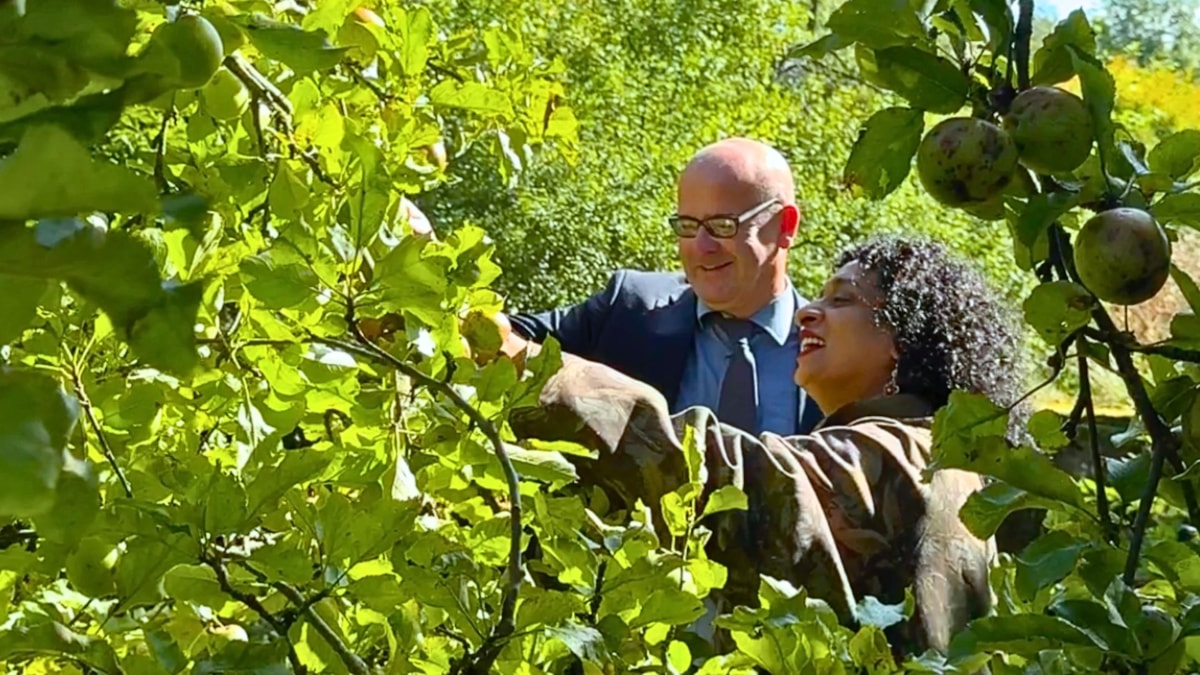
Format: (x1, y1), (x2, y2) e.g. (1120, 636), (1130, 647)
(415, 0), (1027, 314)
(1095, 0), (1200, 72)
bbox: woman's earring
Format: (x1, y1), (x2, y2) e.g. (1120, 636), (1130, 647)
(884, 367), (899, 396)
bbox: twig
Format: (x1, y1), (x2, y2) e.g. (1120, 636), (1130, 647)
(1077, 334), (1117, 544)
(152, 96), (176, 193)
(1053, 225), (1200, 580)
(1062, 390), (1087, 440)
(224, 55), (338, 187)
(69, 365), (133, 499)
(1015, 0), (1034, 90)
(427, 60), (466, 83)
(203, 553), (308, 675)
(349, 68), (393, 102)
(315, 324), (524, 670)
(1120, 341), (1200, 363)
(274, 582), (369, 675)
(588, 560), (606, 623)
(196, 338), (298, 348)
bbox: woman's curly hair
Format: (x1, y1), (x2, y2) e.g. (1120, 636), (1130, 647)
(835, 235), (1026, 412)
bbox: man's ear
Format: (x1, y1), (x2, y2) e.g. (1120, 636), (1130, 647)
(779, 204), (801, 247)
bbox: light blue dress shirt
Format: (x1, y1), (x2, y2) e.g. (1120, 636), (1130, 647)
(672, 287), (801, 435)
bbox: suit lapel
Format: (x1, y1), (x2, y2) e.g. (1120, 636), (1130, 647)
(640, 286), (697, 407)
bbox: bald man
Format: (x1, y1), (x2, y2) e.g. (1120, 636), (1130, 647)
(503, 138), (822, 436)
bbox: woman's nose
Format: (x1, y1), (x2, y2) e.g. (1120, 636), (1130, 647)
(795, 304), (821, 327)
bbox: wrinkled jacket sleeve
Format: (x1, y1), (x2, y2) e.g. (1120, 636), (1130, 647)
(508, 354), (994, 655)
(744, 419), (995, 653)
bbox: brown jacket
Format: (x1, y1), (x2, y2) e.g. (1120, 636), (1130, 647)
(509, 354), (995, 655)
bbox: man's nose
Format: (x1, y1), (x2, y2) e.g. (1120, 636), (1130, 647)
(694, 226), (722, 253)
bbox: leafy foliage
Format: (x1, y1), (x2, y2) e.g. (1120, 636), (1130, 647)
(9, 0), (1200, 673)
(417, 0), (1027, 314)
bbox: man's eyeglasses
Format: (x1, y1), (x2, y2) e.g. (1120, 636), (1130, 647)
(668, 198), (782, 239)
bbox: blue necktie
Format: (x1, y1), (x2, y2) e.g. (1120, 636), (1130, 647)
(713, 316), (759, 434)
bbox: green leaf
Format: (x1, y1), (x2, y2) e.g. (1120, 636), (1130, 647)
(1031, 10), (1096, 86)
(397, 7), (433, 77)
(30, 452), (99, 543)
(0, 220), (200, 374)
(826, 0), (927, 50)
(843, 107), (924, 199)
(516, 589), (588, 631)
(473, 357), (518, 402)
(868, 47), (969, 114)
(430, 80), (513, 116)
(855, 596), (906, 630)
(667, 640), (692, 673)
(0, 618), (121, 672)
(1149, 130), (1200, 179)
(1068, 47), (1119, 178)
(1027, 410), (1070, 451)
(505, 445), (578, 486)
(204, 469), (249, 535)
(1173, 265), (1200, 316)
(1172, 314), (1200, 347)
(1015, 531), (1085, 601)
(0, 276), (46, 345)
(632, 587), (706, 627)
(931, 390), (1009, 456)
(162, 564), (227, 609)
(1049, 599), (1133, 651)
(849, 625), (897, 673)
(244, 14), (348, 73)
(948, 615), (1095, 658)
(730, 624), (805, 673)
(116, 534), (194, 608)
(959, 481), (1052, 539)
(372, 236), (449, 325)
(969, 0), (1013, 51)
(1015, 192), (1080, 247)
(932, 394), (1085, 509)
(1022, 281), (1094, 346)
(127, 280), (203, 376)
(0, 368), (78, 518)
(700, 485), (748, 519)
(240, 253), (318, 310)
(1153, 192), (1200, 229)
(0, 125), (157, 220)
(788, 33), (853, 61)
(545, 623), (609, 663)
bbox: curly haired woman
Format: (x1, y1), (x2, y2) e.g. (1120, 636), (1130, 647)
(510, 235), (1026, 657)
(731, 235), (1026, 655)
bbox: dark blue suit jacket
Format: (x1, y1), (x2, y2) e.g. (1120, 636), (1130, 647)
(508, 269), (823, 435)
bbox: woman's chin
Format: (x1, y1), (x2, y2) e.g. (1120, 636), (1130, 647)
(793, 364), (817, 391)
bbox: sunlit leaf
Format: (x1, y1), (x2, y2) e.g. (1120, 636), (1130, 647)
(430, 80), (513, 116)
(700, 485), (748, 519)
(1023, 281), (1094, 346)
(1149, 130), (1200, 179)
(1014, 530), (1085, 601)
(825, 0), (926, 50)
(843, 107), (924, 199)
(868, 47), (969, 114)
(0, 368), (78, 518)
(244, 14), (348, 73)
(0, 125), (157, 220)
(959, 481), (1054, 539)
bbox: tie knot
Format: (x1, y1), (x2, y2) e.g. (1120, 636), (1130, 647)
(709, 315), (758, 344)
